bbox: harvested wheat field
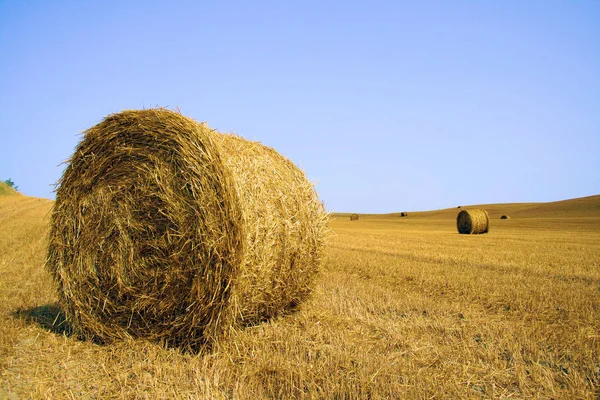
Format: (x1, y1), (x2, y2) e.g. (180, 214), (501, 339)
(1, 192), (599, 398)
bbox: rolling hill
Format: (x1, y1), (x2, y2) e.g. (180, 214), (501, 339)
(332, 194), (600, 220)
(0, 181), (20, 196)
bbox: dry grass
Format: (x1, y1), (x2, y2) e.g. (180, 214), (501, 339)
(46, 108), (327, 350)
(1, 194), (599, 398)
(0, 181), (19, 196)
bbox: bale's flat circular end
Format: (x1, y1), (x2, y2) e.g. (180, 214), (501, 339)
(457, 209), (489, 234)
(47, 109), (244, 347)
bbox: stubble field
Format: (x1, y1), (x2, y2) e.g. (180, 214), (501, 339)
(1, 191), (599, 399)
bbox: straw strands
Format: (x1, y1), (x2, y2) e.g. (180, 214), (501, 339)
(456, 209), (489, 234)
(46, 108), (327, 349)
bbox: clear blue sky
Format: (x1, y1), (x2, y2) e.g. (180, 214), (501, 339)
(1, 1), (598, 213)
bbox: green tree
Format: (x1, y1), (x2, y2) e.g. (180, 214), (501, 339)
(3, 178), (18, 191)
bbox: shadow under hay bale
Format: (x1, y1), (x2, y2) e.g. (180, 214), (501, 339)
(350, 213), (359, 221)
(457, 209), (489, 234)
(46, 108), (327, 350)
(501, 215), (510, 219)
(14, 304), (72, 336)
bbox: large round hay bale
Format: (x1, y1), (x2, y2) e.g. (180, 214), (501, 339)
(46, 109), (327, 349)
(456, 209), (489, 234)
(350, 213), (359, 221)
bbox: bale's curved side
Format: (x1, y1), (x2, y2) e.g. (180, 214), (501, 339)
(214, 134), (327, 325)
(456, 209), (489, 234)
(350, 213), (359, 221)
(46, 109), (326, 348)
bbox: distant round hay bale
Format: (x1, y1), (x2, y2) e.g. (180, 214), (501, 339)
(457, 206), (462, 209)
(500, 215), (510, 219)
(46, 108), (327, 349)
(350, 213), (359, 221)
(400, 212), (407, 217)
(456, 209), (489, 234)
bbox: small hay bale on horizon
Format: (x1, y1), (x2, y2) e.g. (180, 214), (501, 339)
(501, 215), (510, 219)
(350, 213), (359, 221)
(456, 209), (489, 234)
(46, 108), (327, 350)
(400, 212), (408, 217)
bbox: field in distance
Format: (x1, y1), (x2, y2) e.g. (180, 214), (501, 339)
(1, 190), (599, 398)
